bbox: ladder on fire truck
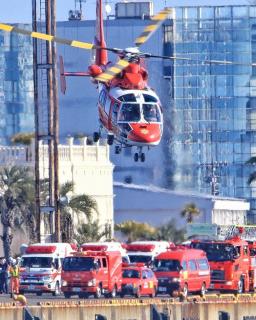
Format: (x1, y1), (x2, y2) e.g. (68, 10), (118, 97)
(187, 223), (256, 241)
(217, 225), (256, 241)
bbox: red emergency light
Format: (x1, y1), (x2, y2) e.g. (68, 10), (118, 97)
(126, 244), (155, 252)
(26, 245), (57, 254)
(81, 245), (108, 252)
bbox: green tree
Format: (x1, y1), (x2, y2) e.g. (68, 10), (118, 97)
(59, 182), (98, 242)
(74, 220), (111, 245)
(0, 166), (35, 258)
(115, 220), (157, 242)
(180, 203), (200, 224)
(11, 132), (34, 145)
(156, 219), (185, 243)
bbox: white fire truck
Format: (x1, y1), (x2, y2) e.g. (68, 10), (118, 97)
(19, 243), (74, 296)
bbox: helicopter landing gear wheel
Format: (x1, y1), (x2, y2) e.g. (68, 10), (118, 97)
(140, 153), (145, 162)
(93, 131), (100, 142)
(107, 134), (114, 145)
(115, 145), (122, 154)
(134, 153), (139, 162)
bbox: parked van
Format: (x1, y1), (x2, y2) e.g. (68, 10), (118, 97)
(153, 248), (210, 297)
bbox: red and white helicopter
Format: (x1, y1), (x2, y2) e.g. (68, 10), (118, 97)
(59, 1), (171, 162)
(0, 1), (171, 162)
(1, 3), (255, 162)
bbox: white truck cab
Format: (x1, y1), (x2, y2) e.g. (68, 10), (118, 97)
(126, 241), (170, 266)
(20, 243), (74, 296)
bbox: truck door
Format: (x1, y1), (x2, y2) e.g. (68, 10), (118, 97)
(101, 257), (108, 290)
(188, 259), (198, 291)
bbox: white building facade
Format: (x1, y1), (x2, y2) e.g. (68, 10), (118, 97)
(0, 138), (114, 252)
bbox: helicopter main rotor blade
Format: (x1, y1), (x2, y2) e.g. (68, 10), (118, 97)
(0, 23), (96, 50)
(95, 58), (130, 82)
(141, 52), (256, 66)
(134, 8), (172, 47)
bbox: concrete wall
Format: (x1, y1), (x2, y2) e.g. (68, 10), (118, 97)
(3, 296), (256, 320)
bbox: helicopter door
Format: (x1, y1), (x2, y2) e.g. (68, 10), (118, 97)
(105, 96), (112, 129)
(110, 101), (120, 127)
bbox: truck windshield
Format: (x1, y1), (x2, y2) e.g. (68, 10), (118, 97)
(21, 257), (53, 268)
(118, 103), (140, 122)
(129, 255), (152, 264)
(143, 104), (161, 122)
(62, 257), (96, 271)
(191, 242), (237, 262)
(153, 259), (181, 272)
(122, 269), (140, 279)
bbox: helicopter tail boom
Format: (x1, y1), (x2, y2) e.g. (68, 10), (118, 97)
(95, 0), (108, 66)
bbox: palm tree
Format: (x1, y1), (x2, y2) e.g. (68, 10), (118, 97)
(74, 220), (111, 245)
(115, 220), (157, 242)
(180, 203), (200, 224)
(0, 166), (35, 258)
(59, 182), (98, 242)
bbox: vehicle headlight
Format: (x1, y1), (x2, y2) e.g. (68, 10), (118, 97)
(170, 277), (181, 283)
(62, 280), (68, 286)
(88, 279), (96, 286)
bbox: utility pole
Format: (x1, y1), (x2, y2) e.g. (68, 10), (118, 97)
(32, 0), (60, 242)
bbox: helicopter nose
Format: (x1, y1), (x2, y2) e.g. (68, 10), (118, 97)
(128, 123), (161, 143)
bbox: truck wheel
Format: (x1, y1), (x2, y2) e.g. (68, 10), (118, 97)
(200, 282), (206, 296)
(94, 286), (102, 299)
(53, 281), (61, 296)
(237, 279), (244, 294)
(109, 285), (117, 298)
(64, 292), (71, 299)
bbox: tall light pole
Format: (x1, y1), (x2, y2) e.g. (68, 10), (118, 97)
(32, 0), (60, 242)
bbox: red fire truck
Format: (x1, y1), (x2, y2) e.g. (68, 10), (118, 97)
(191, 236), (256, 293)
(61, 250), (122, 298)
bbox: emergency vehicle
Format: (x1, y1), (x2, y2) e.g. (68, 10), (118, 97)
(61, 250), (122, 298)
(153, 248), (210, 297)
(126, 241), (171, 266)
(121, 263), (158, 298)
(19, 243), (74, 296)
(191, 237), (256, 293)
(81, 242), (130, 263)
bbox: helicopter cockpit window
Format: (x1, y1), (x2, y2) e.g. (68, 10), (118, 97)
(118, 103), (140, 122)
(143, 94), (158, 103)
(118, 94), (137, 102)
(143, 104), (161, 122)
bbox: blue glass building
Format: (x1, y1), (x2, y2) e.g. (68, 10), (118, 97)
(0, 24), (34, 144)
(164, 6), (256, 221)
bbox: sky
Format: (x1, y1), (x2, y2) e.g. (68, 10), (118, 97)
(1, 0), (250, 24)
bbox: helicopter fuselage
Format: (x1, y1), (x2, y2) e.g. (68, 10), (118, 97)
(97, 85), (163, 147)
